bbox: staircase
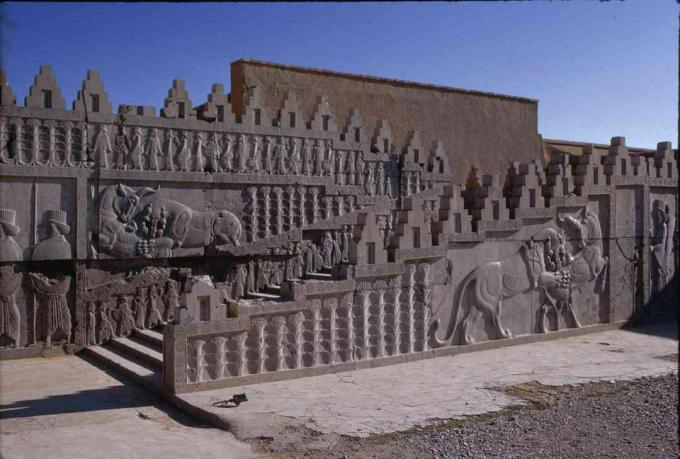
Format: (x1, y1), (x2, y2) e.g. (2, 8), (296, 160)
(84, 328), (165, 393)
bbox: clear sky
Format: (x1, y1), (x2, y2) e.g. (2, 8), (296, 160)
(1, 2), (677, 149)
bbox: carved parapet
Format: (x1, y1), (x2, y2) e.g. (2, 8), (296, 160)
(0, 69), (17, 107)
(25, 65), (66, 110)
(73, 70), (113, 114)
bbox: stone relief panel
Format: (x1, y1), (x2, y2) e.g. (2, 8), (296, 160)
(433, 207), (608, 346)
(97, 183), (242, 259)
(648, 193), (677, 314)
(84, 267), (180, 346)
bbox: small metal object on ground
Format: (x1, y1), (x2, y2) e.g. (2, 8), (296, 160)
(213, 393), (248, 408)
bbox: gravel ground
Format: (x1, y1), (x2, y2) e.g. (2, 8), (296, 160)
(253, 371), (679, 458)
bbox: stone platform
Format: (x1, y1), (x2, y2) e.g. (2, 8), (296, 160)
(173, 319), (677, 439)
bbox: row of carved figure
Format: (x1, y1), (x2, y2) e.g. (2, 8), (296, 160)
(222, 229), (353, 300)
(187, 264), (432, 382)
(403, 170), (436, 196)
(0, 208), (73, 262)
(0, 267), (71, 348)
(244, 186), (359, 242)
(0, 117), (395, 183)
(85, 280), (180, 346)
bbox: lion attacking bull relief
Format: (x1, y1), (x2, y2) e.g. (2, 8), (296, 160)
(98, 184), (242, 258)
(432, 206), (608, 346)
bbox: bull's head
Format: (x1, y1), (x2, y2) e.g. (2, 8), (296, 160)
(557, 208), (588, 249)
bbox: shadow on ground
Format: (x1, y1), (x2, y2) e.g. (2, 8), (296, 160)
(0, 353), (211, 430)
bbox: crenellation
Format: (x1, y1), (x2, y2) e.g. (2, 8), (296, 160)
(275, 90), (304, 130)
(24, 65), (66, 110)
(0, 69), (17, 107)
(162, 79), (196, 120)
(73, 70), (113, 114)
(308, 95), (338, 132)
(341, 108), (365, 145)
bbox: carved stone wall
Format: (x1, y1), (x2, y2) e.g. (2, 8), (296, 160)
(0, 64), (676, 399)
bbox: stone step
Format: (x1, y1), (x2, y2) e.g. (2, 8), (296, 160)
(109, 336), (163, 369)
(248, 291), (281, 300)
(306, 272), (333, 281)
(264, 284), (281, 294)
(84, 345), (162, 393)
(132, 328), (164, 351)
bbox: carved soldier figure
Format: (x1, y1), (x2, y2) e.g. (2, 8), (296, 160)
(176, 131), (191, 172)
(263, 136), (273, 173)
(206, 132), (221, 173)
(165, 282), (179, 322)
(335, 151), (344, 185)
(87, 302), (97, 345)
(164, 130), (176, 171)
(250, 135), (262, 173)
(237, 134), (248, 172)
(364, 162), (374, 195)
(312, 140), (322, 176)
(97, 301), (115, 345)
(129, 127), (144, 170)
(147, 128), (162, 171)
(332, 231), (342, 265)
(325, 145), (335, 177)
(294, 245), (305, 279)
(0, 209), (22, 346)
(133, 288), (147, 329)
(376, 162), (385, 196)
(94, 124), (112, 169)
(274, 137), (286, 175)
(322, 231), (334, 268)
(32, 209), (72, 260)
(194, 132), (206, 172)
(0, 264), (21, 348)
(341, 227), (350, 262)
(29, 273), (71, 346)
(325, 140), (334, 177)
(117, 295), (136, 336)
(247, 260), (256, 293)
(112, 127), (129, 170)
(234, 264), (246, 298)
(0, 209), (23, 262)
(289, 138), (300, 175)
(147, 283), (162, 328)
(256, 260), (268, 291)
(301, 138), (311, 176)
(345, 151), (355, 185)
(222, 134), (234, 172)
(356, 155), (365, 187)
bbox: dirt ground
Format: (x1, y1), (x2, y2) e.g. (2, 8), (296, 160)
(252, 370), (679, 459)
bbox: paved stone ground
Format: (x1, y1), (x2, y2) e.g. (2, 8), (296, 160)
(256, 373), (679, 458)
(0, 356), (258, 459)
(180, 320), (678, 441)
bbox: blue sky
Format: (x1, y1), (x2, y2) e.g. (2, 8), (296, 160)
(1, 2), (676, 148)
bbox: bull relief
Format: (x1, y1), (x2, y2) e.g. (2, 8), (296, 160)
(433, 206), (608, 346)
(97, 184), (242, 258)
